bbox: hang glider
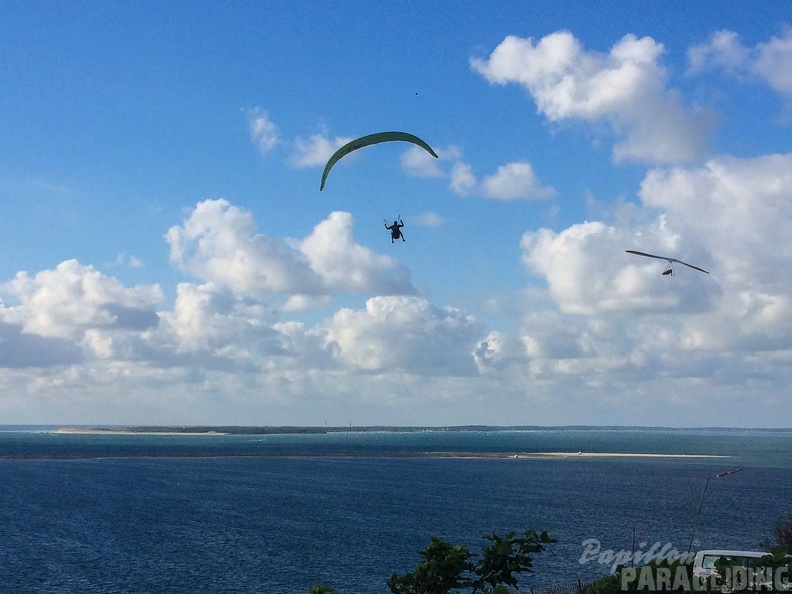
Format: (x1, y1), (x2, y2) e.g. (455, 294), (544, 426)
(319, 131), (439, 191)
(625, 250), (710, 276)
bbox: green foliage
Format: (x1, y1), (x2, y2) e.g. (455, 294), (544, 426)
(777, 512), (792, 554)
(474, 530), (556, 592)
(589, 571), (623, 594)
(765, 546), (792, 567)
(387, 529), (555, 594)
(309, 509), (792, 594)
(715, 548), (792, 592)
(388, 536), (475, 594)
(761, 509), (792, 555)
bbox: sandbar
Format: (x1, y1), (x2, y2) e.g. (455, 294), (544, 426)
(510, 452), (726, 458)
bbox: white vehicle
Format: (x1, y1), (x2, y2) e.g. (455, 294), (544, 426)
(692, 550), (770, 579)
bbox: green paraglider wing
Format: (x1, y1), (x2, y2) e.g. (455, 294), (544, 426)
(319, 131), (439, 191)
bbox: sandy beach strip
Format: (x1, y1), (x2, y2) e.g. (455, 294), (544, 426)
(510, 452), (727, 458)
(420, 452), (729, 459)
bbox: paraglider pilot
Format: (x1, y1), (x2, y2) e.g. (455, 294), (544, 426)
(385, 218), (405, 243)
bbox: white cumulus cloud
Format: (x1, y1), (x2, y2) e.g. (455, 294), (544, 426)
(689, 27), (792, 103)
(166, 199), (319, 294)
(512, 151), (792, 405)
(323, 296), (484, 376)
(291, 133), (353, 168)
(401, 144), (444, 178)
(480, 162), (557, 200)
(521, 218), (716, 316)
(298, 211), (416, 295)
(639, 153), (792, 291)
(247, 108), (280, 154)
(449, 160), (555, 200)
(155, 282), (282, 358)
(166, 199), (416, 298)
(450, 162), (477, 196)
(412, 211), (444, 228)
(472, 31), (715, 164)
(0, 260), (163, 339)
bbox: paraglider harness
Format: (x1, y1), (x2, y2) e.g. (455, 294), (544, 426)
(385, 217), (405, 243)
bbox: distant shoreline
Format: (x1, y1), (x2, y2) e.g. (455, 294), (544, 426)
(29, 425), (791, 435)
(1, 448), (728, 461)
(1, 425), (788, 435)
(54, 428), (228, 436)
(34, 428), (731, 461)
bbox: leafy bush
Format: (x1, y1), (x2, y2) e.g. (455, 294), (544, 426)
(310, 529), (555, 594)
(761, 509), (792, 554)
(388, 529), (555, 594)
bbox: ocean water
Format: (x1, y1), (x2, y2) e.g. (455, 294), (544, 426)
(0, 427), (790, 593)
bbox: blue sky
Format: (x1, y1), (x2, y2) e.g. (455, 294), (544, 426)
(1, 1), (791, 426)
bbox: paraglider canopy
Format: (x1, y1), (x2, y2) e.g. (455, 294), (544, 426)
(319, 131), (439, 191)
(625, 250), (710, 275)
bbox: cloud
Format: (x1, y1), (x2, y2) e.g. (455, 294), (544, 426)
(166, 199), (416, 298)
(401, 144), (444, 178)
(450, 162), (477, 196)
(473, 330), (526, 373)
(639, 153), (792, 291)
(155, 282), (283, 359)
(298, 211), (416, 295)
(0, 320), (83, 368)
(108, 253), (145, 269)
(412, 211), (444, 228)
(688, 28), (792, 102)
(472, 31), (715, 164)
(166, 199), (319, 294)
(688, 30), (751, 76)
(1, 228), (790, 424)
(513, 152), (792, 396)
(480, 162), (557, 200)
(4, 154), (791, 424)
(521, 311), (594, 360)
(323, 296), (484, 375)
(754, 28), (792, 100)
(519, 155), (792, 319)
(398, 143), (555, 201)
(448, 159), (555, 200)
(282, 294), (332, 312)
(0, 260), (163, 339)
(272, 320), (338, 371)
(247, 108), (280, 154)
(0, 269), (295, 373)
(290, 133), (353, 168)
(521, 218), (717, 316)
(637, 153), (792, 352)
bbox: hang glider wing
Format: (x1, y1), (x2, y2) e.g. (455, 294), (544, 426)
(625, 250), (709, 274)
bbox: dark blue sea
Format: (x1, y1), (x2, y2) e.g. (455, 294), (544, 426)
(1, 427), (790, 593)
